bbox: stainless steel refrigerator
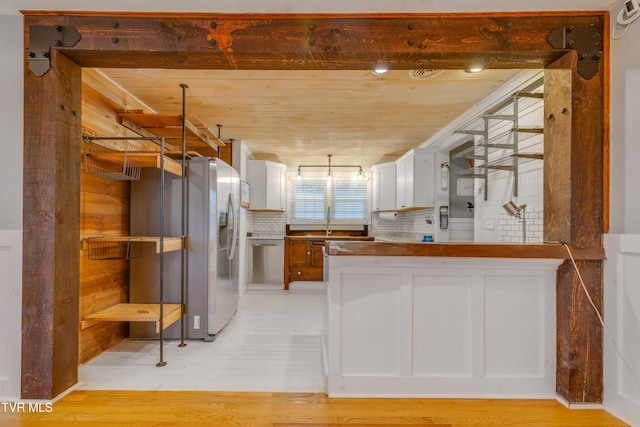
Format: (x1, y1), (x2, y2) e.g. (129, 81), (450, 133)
(130, 157), (240, 341)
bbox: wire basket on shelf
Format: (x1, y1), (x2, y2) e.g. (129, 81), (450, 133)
(86, 238), (142, 261)
(83, 140), (142, 181)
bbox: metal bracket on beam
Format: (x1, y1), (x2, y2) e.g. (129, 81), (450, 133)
(28, 25), (81, 77)
(547, 26), (602, 80)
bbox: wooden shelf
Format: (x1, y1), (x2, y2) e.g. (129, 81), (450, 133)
(86, 236), (184, 253)
(81, 303), (182, 333)
(164, 150), (203, 159)
(117, 110), (224, 157)
(85, 152), (183, 177)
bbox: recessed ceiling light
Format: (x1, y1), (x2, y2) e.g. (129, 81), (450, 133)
(465, 67), (484, 73)
(372, 63), (389, 75)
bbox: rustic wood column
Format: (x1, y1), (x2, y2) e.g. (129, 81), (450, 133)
(22, 49), (82, 399)
(545, 50), (605, 403)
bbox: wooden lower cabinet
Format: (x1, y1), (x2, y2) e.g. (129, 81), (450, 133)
(284, 238), (324, 288)
(284, 236), (373, 289)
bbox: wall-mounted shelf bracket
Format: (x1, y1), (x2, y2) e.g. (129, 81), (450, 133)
(546, 26), (602, 80)
(28, 25), (81, 77)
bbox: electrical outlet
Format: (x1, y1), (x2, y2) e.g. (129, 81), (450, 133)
(193, 315), (200, 330)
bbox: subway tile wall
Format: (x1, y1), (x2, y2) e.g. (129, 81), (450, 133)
(370, 208), (436, 242)
(245, 206), (542, 242)
(247, 209), (437, 241)
(246, 211), (287, 236)
(498, 203), (543, 243)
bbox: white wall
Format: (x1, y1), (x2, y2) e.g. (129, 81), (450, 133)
(0, 15), (23, 401)
(0, 15), (23, 231)
(233, 141), (253, 296)
(603, 3), (640, 424)
(603, 235), (640, 426)
(0, 231), (22, 400)
(609, 2), (640, 234)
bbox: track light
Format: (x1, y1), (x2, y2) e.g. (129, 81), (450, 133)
(502, 201), (527, 243)
(502, 200), (524, 218)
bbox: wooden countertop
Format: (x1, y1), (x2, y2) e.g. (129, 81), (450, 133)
(285, 235), (374, 241)
(325, 241), (605, 260)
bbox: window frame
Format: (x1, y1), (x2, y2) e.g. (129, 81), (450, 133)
(289, 176), (370, 225)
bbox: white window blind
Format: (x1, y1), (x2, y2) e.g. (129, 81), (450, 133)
(291, 178), (368, 223)
(330, 181), (368, 221)
(291, 180), (327, 221)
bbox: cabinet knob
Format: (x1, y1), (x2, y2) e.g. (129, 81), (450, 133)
(307, 251), (310, 255)
(297, 271), (301, 275)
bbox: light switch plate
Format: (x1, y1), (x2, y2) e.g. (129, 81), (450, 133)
(483, 217), (495, 230)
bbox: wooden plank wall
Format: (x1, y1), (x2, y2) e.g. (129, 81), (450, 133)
(79, 70), (158, 364)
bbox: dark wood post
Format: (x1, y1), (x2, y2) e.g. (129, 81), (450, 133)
(545, 49), (606, 403)
(22, 49), (82, 399)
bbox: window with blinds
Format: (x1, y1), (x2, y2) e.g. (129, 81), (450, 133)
(330, 181), (368, 221)
(290, 179), (368, 223)
(291, 180), (327, 221)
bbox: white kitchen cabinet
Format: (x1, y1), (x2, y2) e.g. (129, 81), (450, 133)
(371, 161), (396, 211)
(395, 148), (434, 210)
(247, 160), (287, 211)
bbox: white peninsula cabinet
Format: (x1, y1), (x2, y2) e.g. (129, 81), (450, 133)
(323, 253), (560, 398)
(371, 161), (396, 211)
(396, 148), (434, 211)
(246, 160), (286, 211)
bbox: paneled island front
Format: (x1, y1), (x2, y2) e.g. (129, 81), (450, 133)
(321, 241), (604, 399)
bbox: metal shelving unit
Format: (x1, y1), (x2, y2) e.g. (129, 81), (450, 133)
(453, 78), (544, 200)
(81, 85), (193, 366)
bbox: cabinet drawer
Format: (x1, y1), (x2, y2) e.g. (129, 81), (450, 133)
(289, 267), (323, 282)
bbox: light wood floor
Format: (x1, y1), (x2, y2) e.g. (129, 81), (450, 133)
(0, 390), (629, 426)
(79, 288), (325, 392)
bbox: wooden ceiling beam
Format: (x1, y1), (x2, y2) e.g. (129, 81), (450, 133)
(24, 13), (603, 71)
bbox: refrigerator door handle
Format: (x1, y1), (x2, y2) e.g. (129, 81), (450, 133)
(227, 193), (238, 260)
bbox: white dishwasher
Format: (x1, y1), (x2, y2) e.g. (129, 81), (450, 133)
(248, 238), (284, 285)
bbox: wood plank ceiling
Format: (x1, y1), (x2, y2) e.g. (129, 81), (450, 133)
(96, 68), (522, 168)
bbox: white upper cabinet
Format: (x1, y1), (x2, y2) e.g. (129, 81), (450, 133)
(246, 160), (287, 211)
(371, 161), (396, 211)
(395, 148), (434, 211)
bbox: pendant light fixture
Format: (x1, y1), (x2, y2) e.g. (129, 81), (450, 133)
(296, 154), (364, 181)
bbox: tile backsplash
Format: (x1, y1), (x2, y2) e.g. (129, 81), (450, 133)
(370, 208), (436, 242)
(498, 203), (543, 243)
(246, 210), (287, 236)
(246, 206), (542, 243)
